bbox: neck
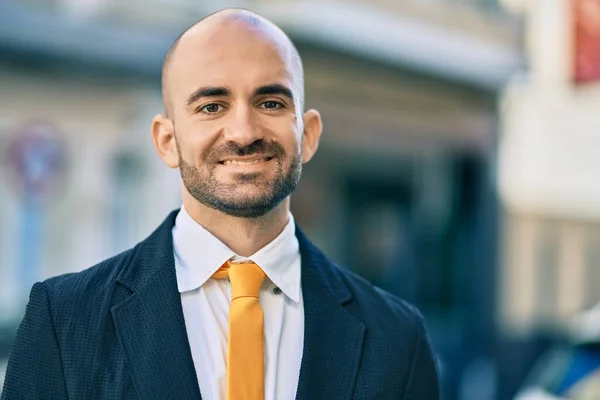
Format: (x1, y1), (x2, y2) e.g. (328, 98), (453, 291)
(182, 191), (290, 257)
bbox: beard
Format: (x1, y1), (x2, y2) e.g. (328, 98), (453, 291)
(177, 138), (302, 218)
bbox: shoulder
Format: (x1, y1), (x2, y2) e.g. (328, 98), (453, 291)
(297, 227), (426, 336)
(327, 261), (438, 392)
(332, 261), (426, 336)
(39, 247), (135, 312)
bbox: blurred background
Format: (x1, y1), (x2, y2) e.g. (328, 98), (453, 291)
(1, 0), (600, 398)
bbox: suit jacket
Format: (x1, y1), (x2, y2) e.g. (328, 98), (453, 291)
(2, 210), (439, 400)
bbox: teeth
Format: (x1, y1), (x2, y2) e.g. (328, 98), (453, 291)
(222, 158), (269, 165)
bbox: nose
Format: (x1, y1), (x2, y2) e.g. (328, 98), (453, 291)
(222, 105), (262, 147)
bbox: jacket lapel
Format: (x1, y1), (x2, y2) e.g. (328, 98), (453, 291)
(111, 211), (202, 400)
(295, 228), (366, 400)
(108, 211), (365, 400)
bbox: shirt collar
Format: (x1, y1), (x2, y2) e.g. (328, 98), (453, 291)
(173, 206), (301, 302)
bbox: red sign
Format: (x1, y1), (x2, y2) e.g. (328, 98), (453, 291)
(4, 121), (66, 197)
(573, 0), (600, 83)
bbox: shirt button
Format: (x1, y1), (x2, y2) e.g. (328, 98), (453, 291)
(273, 287), (282, 295)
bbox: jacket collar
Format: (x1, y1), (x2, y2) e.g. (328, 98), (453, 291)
(112, 210), (365, 400)
(112, 210), (202, 399)
(294, 227), (365, 399)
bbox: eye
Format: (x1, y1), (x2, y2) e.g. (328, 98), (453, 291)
(259, 101), (283, 110)
(199, 103), (224, 114)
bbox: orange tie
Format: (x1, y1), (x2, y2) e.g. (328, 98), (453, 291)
(212, 261), (266, 400)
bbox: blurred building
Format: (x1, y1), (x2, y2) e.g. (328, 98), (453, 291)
(0, 0), (522, 398)
(498, 0), (600, 397)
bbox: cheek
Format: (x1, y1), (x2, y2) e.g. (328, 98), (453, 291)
(176, 125), (219, 160)
(278, 133), (302, 159)
(263, 115), (302, 150)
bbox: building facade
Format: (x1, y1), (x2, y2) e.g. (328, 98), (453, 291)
(0, 1), (522, 398)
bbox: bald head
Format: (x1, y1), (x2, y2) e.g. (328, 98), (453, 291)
(161, 9), (304, 118)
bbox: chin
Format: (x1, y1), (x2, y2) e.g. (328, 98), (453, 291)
(223, 171), (272, 184)
(229, 188), (273, 203)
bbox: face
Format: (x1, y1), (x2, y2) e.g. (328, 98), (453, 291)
(155, 20), (320, 218)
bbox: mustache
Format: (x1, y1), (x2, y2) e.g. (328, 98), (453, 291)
(208, 140), (286, 161)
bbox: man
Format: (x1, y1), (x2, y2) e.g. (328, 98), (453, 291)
(2, 8), (439, 400)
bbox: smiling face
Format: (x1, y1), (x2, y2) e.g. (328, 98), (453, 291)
(152, 11), (322, 218)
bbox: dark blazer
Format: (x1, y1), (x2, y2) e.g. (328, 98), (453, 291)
(2, 210), (439, 400)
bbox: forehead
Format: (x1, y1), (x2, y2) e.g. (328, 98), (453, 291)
(167, 21), (295, 99)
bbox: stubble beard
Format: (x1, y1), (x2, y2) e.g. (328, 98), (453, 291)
(177, 139), (302, 218)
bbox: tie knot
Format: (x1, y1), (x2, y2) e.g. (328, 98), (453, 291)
(213, 261), (266, 299)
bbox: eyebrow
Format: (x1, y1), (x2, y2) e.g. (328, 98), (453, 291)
(254, 84), (294, 102)
(186, 86), (231, 107)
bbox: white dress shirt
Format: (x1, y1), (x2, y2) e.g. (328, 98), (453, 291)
(173, 206), (304, 400)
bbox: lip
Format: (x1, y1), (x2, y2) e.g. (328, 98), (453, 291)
(217, 155), (274, 166)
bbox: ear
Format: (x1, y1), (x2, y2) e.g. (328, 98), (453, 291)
(300, 109), (323, 164)
(151, 114), (179, 168)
